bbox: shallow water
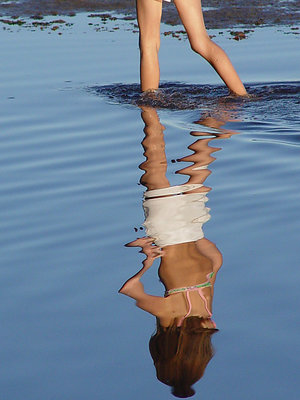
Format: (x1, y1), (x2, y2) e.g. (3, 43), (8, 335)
(0, 13), (299, 400)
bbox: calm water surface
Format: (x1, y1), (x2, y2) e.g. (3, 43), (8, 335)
(0, 14), (299, 400)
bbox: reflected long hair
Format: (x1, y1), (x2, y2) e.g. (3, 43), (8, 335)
(149, 317), (218, 398)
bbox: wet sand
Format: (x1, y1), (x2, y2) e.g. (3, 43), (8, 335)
(1, 0), (300, 29)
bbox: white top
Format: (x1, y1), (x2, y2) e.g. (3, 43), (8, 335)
(143, 184), (210, 247)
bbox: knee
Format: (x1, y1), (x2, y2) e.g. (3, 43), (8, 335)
(189, 36), (212, 59)
(139, 34), (160, 55)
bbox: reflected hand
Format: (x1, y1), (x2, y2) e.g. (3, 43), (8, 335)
(126, 237), (164, 269)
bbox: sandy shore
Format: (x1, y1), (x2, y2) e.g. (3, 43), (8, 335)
(0, 0), (300, 29)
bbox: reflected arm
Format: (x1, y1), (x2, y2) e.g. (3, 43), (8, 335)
(119, 237), (166, 317)
(119, 264), (166, 317)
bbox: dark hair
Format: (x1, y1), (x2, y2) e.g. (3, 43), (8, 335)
(149, 317), (218, 398)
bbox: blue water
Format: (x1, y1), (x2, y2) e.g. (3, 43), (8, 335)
(0, 13), (299, 400)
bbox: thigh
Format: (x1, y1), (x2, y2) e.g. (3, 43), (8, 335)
(173, 0), (208, 39)
(136, 0), (162, 39)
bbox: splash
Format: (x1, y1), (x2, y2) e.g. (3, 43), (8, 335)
(91, 81), (300, 117)
(91, 82), (250, 110)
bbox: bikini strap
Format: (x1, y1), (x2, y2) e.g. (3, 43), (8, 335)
(177, 290), (193, 327)
(207, 271), (214, 281)
(197, 287), (212, 318)
(165, 275), (213, 296)
(177, 286), (213, 327)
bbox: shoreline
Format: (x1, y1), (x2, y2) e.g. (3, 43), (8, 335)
(0, 10), (299, 42)
(0, 0), (300, 30)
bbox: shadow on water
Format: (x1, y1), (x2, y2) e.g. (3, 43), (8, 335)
(118, 103), (240, 397)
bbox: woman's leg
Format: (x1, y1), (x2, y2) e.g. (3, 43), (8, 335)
(139, 107), (170, 190)
(174, 0), (247, 95)
(136, 0), (162, 91)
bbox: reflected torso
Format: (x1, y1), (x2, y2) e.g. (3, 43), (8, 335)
(158, 241), (214, 327)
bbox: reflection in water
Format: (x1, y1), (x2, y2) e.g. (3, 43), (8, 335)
(119, 106), (239, 397)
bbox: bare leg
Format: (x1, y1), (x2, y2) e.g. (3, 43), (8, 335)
(136, 0), (162, 91)
(139, 107), (170, 190)
(174, 0), (247, 95)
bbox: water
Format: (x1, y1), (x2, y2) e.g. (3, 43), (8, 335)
(0, 13), (299, 400)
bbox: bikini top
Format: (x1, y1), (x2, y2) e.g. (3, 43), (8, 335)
(164, 272), (216, 328)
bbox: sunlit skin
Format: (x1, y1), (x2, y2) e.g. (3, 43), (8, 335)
(119, 237), (222, 329)
(118, 107), (242, 328)
(136, 0), (248, 96)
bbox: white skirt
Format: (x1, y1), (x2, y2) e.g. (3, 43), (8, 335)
(143, 184), (211, 247)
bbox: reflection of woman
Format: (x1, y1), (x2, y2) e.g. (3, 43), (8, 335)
(136, 0), (248, 95)
(119, 107), (227, 397)
(120, 223), (221, 328)
(119, 107), (222, 326)
(119, 234), (220, 397)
